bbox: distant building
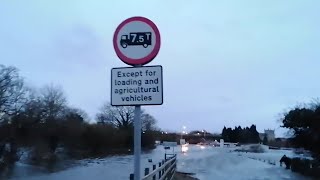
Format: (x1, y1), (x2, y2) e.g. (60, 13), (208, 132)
(259, 129), (275, 141)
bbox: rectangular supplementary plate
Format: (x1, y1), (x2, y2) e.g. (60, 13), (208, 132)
(111, 65), (163, 106)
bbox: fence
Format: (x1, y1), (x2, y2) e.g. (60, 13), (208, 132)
(248, 156), (277, 166)
(237, 153), (277, 166)
(130, 154), (177, 180)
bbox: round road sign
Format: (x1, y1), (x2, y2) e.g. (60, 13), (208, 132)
(113, 16), (161, 66)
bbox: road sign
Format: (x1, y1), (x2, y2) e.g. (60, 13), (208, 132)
(113, 16), (161, 66)
(163, 141), (178, 147)
(111, 65), (163, 106)
(112, 17), (162, 180)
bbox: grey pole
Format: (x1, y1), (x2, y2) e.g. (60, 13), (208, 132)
(134, 105), (141, 180)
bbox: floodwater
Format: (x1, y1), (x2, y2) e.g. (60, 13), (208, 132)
(9, 145), (310, 180)
(177, 145), (309, 180)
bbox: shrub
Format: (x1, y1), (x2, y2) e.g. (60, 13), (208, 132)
(291, 158), (320, 178)
(142, 131), (157, 149)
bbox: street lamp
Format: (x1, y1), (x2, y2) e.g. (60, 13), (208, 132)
(181, 126), (187, 139)
(202, 130), (206, 138)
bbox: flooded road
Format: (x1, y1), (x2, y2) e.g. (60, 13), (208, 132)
(9, 145), (309, 180)
(176, 145), (309, 180)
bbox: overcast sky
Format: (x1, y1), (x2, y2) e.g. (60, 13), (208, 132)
(1, 0), (319, 137)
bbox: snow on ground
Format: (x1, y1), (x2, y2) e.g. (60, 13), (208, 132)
(9, 145), (311, 180)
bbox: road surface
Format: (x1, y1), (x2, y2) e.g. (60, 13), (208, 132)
(9, 145), (309, 180)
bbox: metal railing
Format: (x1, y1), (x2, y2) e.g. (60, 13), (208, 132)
(237, 153), (277, 166)
(248, 156), (277, 166)
(130, 155), (177, 180)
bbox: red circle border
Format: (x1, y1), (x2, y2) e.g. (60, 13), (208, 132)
(113, 17), (161, 66)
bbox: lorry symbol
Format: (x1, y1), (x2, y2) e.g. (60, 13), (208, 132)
(120, 32), (152, 48)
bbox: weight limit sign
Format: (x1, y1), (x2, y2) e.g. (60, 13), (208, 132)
(113, 17), (161, 66)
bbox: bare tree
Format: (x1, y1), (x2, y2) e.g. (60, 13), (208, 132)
(11, 88), (43, 125)
(96, 104), (134, 129)
(39, 85), (67, 122)
(96, 103), (157, 130)
(9, 84), (68, 125)
(141, 113), (157, 131)
(0, 65), (26, 123)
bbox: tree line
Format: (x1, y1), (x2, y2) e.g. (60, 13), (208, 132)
(0, 64), (159, 172)
(221, 125), (260, 143)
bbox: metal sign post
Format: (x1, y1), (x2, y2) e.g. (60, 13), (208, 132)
(112, 16), (161, 180)
(133, 63), (142, 180)
(133, 105), (141, 180)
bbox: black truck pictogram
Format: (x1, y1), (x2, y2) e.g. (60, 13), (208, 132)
(120, 32), (152, 48)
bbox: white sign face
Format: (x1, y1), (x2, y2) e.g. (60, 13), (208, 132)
(113, 17), (161, 66)
(180, 139), (186, 145)
(163, 141), (178, 147)
(111, 66), (163, 106)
